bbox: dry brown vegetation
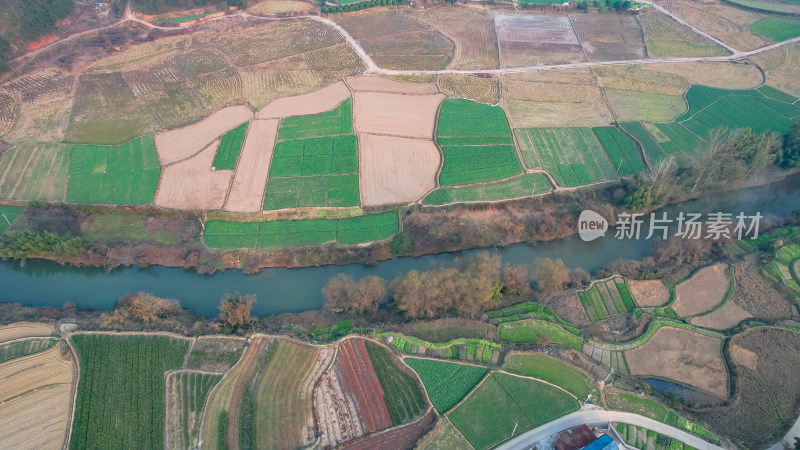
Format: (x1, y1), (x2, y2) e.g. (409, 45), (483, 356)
(0, 322), (54, 343)
(257, 81), (350, 119)
(672, 263), (730, 317)
(495, 13), (585, 68)
(625, 326), (727, 398)
(185, 336), (245, 372)
(1, 68), (74, 144)
(639, 11), (728, 57)
(569, 13), (646, 61)
(628, 280), (670, 307)
(359, 134), (439, 207)
(248, 0), (314, 15)
(545, 291), (591, 328)
(437, 74), (499, 104)
(729, 258), (794, 320)
(691, 300), (753, 330)
(156, 105), (252, 165)
(0, 345), (75, 450)
(501, 69), (613, 128)
(750, 44), (800, 97)
(224, 119), (278, 213)
(155, 141), (234, 210)
(347, 76), (439, 95)
(410, 7), (499, 69)
(656, 0), (769, 51)
(335, 10), (453, 70)
(353, 92), (444, 139)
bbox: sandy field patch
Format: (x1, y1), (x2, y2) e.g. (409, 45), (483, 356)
(155, 141), (234, 210)
(730, 343), (758, 371)
(353, 92), (444, 139)
(648, 62), (762, 89)
(0, 322), (54, 344)
(346, 76), (439, 95)
(248, 0), (314, 15)
(750, 44), (800, 97)
(673, 264), (730, 317)
(628, 280), (670, 307)
(691, 300), (753, 330)
(494, 13), (584, 67)
(224, 119), (279, 213)
(257, 81), (351, 119)
(156, 105), (253, 166)
(0, 346), (74, 401)
(359, 134), (439, 206)
(625, 327), (727, 398)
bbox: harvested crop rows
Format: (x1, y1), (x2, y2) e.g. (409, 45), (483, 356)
(364, 341), (426, 426)
(411, 7), (499, 69)
(0, 144), (70, 201)
(579, 278), (636, 322)
(405, 358), (487, 413)
(494, 13), (584, 68)
(423, 174), (551, 205)
(342, 411), (436, 450)
(165, 371), (223, 450)
(639, 12), (728, 57)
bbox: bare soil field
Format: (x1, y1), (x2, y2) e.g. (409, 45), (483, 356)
(545, 291), (591, 328)
(410, 7), (499, 69)
(700, 328), (800, 447)
(648, 61), (762, 89)
(248, 0), (314, 15)
(0, 322), (54, 344)
(729, 258), (794, 320)
(691, 300), (753, 330)
(494, 13), (585, 68)
(184, 336), (246, 372)
(672, 263), (729, 317)
(155, 141), (234, 210)
(346, 76), (439, 95)
(156, 105), (252, 165)
(656, 0), (769, 51)
(750, 44), (800, 97)
(335, 10), (454, 70)
(314, 338), (393, 447)
(0, 345), (75, 450)
(359, 134), (440, 207)
(342, 411), (437, 449)
(569, 14), (646, 61)
(437, 74), (499, 104)
(257, 81), (351, 119)
(501, 69), (613, 128)
(639, 11), (728, 57)
(628, 280), (670, 307)
(224, 119), (279, 213)
(353, 92), (445, 139)
(625, 327), (727, 398)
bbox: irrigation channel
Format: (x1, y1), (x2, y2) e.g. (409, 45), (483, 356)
(1, 174), (799, 316)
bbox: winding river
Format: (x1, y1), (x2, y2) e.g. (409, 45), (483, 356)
(1, 174), (799, 316)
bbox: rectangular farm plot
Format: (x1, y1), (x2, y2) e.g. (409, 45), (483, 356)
(569, 14), (646, 61)
(0, 144), (70, 202)
(437, 99), (523, 186)
(204, 212), (398, 249)
(639, 12), (728, 57)
(212, 122), (248, 170)
(683, 94), (800, 137)
(67, 136), (161, 205)
(749, 17), (800, 42)
(516, 128), (619, 187)
(353, 92), (445, 139)
(604, 88), (687, 123)
(592, 127), (645, 175)
(423, 174), (551, 205)
(644, 122), (703, 156)
(277, 98), (352, 141)
(494, 13), (585, 67)
(224, 119), (279, 213)
(579, 277), (636, 322)
(620, 122), (668, 166)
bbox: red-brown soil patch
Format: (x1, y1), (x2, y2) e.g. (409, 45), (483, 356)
(691, 300), (753, 330)
(313, 338), (392, 447)
(353, 92), (445, 139)
(625, 327), (727, 398)
(673, 263), (729, 317)
(155, 141), (233, 210)
(156, 105), (252, 166)
(342, 411), (436, 449)
(257, 81), (351, 119)
(346, 76), (439, 95)
(27, 35), (59, 51)
(224, 119), (279, 213)
(359, 134), (439, 206)
(628, 280), (670, 307)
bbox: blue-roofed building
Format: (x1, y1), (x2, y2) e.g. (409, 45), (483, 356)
(582, 434), (619, 450)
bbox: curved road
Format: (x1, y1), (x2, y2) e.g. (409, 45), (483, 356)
(495, 409), (726, 450)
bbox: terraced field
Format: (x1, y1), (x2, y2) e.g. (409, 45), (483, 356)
(423, 174), (551, 205)
(578, 278), (637, 323)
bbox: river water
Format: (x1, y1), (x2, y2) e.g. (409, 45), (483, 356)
(1, 174), (799, 316)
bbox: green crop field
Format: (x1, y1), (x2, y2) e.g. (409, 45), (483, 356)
(644, 122), (703, 156)
(204, 212), (398, 249)
(364, 341), (426, 425)
(70, 334), (189, 450)
(0, 337), (58, 364)
(67, 135), (162, 205)
(212, 123), (248, 170)
(750, 17), (800, 42)
(449, 373), (578, 449)
(0, 144), (71, 202)
(579, 278), (637, 322)
(158, 11), (221, 24)
(263, 175), (360, 210)
(436, 99), (523, 186)
(166, 372), (223, 450)
(620, 122), (668, 166)
(675, 85), (760, 122)
(423, 174), (551, 205)
(592, 127), (644, 175)
(516, 128), (619, 187)
(277, 99), (353, 141)
(404, 358), (487, 413)
(759, 85), (798, 103)
(683, 94), (800, 138)
(505, 353), (599, 399)
(498, 319), (583, 350)
(0, 205), (22, 234)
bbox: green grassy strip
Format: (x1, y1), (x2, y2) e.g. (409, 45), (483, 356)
(505, 353), (600, 399)
(0, 338), (58, 364)
(277, 99), (352, 141)
(498, 320), (584, 350)
(749, 17), (800, 42)
(0, 205), (22, 234)
(213, 123), (248, 170)
(423, 174), (551, 205)
(158, 11), (221, 23)
(364, 341), (425, 425)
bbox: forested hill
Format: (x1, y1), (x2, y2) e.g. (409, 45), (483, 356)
(131, 0), (244, 15)
(0, 0), (75, 71)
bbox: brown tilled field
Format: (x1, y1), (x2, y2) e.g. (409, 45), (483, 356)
(728, 258), (795, 320)
(347, 76), (439, 95)
(410, 7), (499, 69)
(314, 338), (393, 447)
(0, 345), (75, 450)
(628, 280), (670, 307)
(437, 74), (499, 104)
(353, 92), (445, 139)
(656, 0), (769, 51)
(359, 134), (440, 207)
(639, 11), (728, 57)
(248, 0), (314, 15)
(0, 322), (54, 343)
(224, 119), (279, 213)
(750, 44), (800, 97)
(257, 81), (351, 119)
(690, 300), (753, 330)
(569, 14), (646, 61)
(156, 105), (252, 166)
(672, 263), (729, 317)
(625, 327), (727, 398)
(494, 13), (585, 68)
(342, 411), (437, 449)
(155, 141), (234, 210)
